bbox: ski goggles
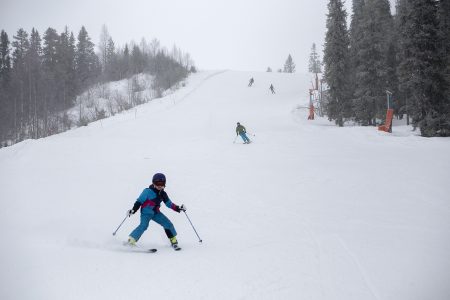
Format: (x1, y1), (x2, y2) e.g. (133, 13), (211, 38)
(153, 181), (166, 187)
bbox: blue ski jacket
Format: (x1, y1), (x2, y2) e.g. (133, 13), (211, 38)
(132, 185), (179, 215)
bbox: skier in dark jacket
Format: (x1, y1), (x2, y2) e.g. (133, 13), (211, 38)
(269, 84), (275, 94)
(248, 77), (254, 87)
(236, 122), (251, 144)
(126, 173), (185, 249)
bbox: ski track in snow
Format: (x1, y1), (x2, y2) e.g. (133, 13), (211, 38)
(1, 70), (450, 300)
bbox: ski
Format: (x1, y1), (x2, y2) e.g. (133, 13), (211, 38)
(122, 241), (157, 253)
(125, 247), (157, 253)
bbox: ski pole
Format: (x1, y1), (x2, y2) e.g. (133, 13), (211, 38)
(233, 135), (238, 143)
(183, 211), (203, 243)
(112, 215), (128, 236)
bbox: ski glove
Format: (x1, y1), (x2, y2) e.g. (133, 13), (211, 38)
(128, 201), (141, 216)
(175, 204), (187, 213)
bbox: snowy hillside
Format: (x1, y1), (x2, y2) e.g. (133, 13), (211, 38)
(1, 70), (449, 300)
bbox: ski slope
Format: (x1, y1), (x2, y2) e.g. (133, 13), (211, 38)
(1, 70), (449, 300)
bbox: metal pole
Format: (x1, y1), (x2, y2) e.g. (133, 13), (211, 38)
(386, 90), (392, 110)
(112, 215), (128, 236)
(183, 211), (202, 243)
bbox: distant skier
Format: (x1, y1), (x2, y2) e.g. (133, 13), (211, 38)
(236, 122), (251, 144)
(126, 173), (186, 250)
(248, 77), (254, 87)
(269, 84), (275, 94)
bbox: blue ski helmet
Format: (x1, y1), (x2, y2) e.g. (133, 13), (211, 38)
(152, 173), (166, 184)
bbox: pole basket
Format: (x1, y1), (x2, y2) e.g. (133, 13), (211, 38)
(378, 109), (394, 133)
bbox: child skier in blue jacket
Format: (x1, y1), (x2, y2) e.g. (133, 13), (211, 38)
(126, 173), (185, 249)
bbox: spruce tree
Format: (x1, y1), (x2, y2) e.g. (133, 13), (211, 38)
(120, 44), (130, 79)
(131, 44), (144, 74)
(11, 28), (30, 139)
(0, 30), (11, 81)
(283, 54), (296, 73)
(308, 43), (322, 74)
(57, 27), (76, 108)
(105, 37), (117, 80)
(396, 0), (412, 124)
(75, 26), (100, 91)
(323, 0), (351, 126)
(397, 0), (448, 136)
(42, 27), (60, 121)
(352, 0), (393, 125)
(348, 0), (365, 107)
(27, 28), (43, 138)
(438, 0), (450, 127)
(0, 30), (12, 143)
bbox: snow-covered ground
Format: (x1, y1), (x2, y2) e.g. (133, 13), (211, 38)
(1, 70), (449, 300)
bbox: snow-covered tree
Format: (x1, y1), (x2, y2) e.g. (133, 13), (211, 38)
(438, 0), (450, 125)
(98, 24), (110, 72)
(323, 0), (351, 126)
(308, 43), (321, 74)
(352, 0), (393, 125)
(283, 54), (295, 73)
(75, 26), (100, 90)
(397, 0), (448, 136)
(0, 30), (12, 142)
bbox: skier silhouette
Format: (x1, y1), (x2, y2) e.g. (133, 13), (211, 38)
(248, 77), (254, 87)
(269, 84), (275, 94)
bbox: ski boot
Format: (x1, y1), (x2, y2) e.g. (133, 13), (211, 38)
(170, 236), (181, 250)
(125, 236), (137, 247)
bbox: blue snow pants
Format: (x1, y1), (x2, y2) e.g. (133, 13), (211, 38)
(129, 212), (177, 241)
(239, 132), (250, 143)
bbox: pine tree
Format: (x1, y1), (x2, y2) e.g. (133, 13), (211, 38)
(42, 28), (59, 75)
(308, 43), (322, 74)
(283, 54), (295, 73)
(105, 37), (117, 80)
(0, 30), (12, 143)
(11, 28), (30, 139)
(396, 0), (413, 124)
(352, 0), (393, 125)
(131, 44), (144, 74)
(57, 27), (77, 108)
(397, 0), (448, 136)
(438, 0), (450, 126)
(42, 27), (60, 123)
(120, 44), (130, 79)
(27, 28), (43, 138)
(0, 30), (11, 81)
(75, 26), (100, 91)
(98, 24), (110, 73)
(323, 0), (351, 126)
(348, 0), (365, 105)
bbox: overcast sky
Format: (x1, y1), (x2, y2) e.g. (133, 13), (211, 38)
(2, 0), (395, 73)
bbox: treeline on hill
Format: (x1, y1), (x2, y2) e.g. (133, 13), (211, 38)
(0, 25), (194, 147)
(322, 0), (449, 137)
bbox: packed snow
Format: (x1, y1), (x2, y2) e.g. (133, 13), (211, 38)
(1, 70), (449, 300)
